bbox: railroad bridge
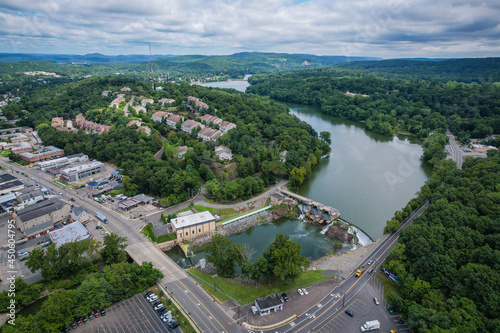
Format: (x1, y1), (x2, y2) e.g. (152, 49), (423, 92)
(277, 187), (340, 225)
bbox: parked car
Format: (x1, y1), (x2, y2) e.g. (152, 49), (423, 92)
(94, 310), (100, 318)
(70, 322), (77, 329)
(281, 293), (289, 302)
(82, 317), (89, 324)
(374, 297), (380, 305)
(168, 321), (180, 330)
(100, 309), (106, 316)
(88, 313), (94, 320)
(297, 288), (304, 296)
(77, 319), (82, 326)
(154, 303), (165, 310)
(302, 288), (309, 295)
(345, 309), (354, 317)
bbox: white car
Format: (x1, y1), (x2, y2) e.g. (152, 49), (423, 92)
(302, 288), (309, 295)
(297, 288), (304, 296)
(154, 303), (164, 310)
(148, 295), (158, 302)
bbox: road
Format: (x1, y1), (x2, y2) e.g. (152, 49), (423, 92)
(1, 158), (428, 333)
(446, 129), (464, 169)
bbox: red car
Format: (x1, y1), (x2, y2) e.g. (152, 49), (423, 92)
(94, 310), (100, 318)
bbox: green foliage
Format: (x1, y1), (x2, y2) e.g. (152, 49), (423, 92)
(157, 232), (177, 243)
(161, 212), (167, 224)
(142, 222), (157, 242)
(248, 67), (500, 139)
(385, 153), (500, 332)
(205, 234), (243, 278)
(0, 278), (43, 312)
(422, 133), (447, 165)
(100, 233), (127, 264)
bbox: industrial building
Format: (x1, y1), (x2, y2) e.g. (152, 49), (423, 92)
(49, 221), (92, 248)
(171, 211), (216, 241)
(37, 153), (88, 171)
(59, 161), (105, 182)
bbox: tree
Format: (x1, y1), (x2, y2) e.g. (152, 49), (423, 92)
(100, 233), (127, 265)
(263, 234), (309, 284)
(320, 131), (332, 145)
(289, 167), (306, 189)
(205, 234), (242, 278)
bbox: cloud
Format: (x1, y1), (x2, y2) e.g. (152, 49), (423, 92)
(0, 0), (499, 57)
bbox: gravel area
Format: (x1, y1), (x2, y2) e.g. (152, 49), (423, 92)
(309, 236), (386, 279)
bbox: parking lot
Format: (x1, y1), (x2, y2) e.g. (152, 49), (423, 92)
(313, 275), (410, 333)
(74, 293), (178, 333)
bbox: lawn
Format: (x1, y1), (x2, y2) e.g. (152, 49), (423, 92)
(157, 232), (176, 243)
(376, 271), (399, 299)
(187, 268), (331, 305)
(193, 205), (237, 219)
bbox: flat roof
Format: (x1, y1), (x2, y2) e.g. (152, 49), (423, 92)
(255, 295), (283, 310)
(0, 173), (17, 184)
(49, 221), (91, 248)
(60, 161), (104, 175)
(0, 180), (24, 192)
(23, 220), (53, 236)
(171, 211), (215, 229)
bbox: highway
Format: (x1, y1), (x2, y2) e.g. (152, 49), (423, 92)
(446, 129), (464, 169)
(2, 158), (428, 333)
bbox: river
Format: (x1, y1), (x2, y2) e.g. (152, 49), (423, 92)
(169, 80), (432, 267)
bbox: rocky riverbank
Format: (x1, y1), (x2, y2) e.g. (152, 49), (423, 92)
(325, 222), (358, 244)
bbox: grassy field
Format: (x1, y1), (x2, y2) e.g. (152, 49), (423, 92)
(188, 268), (331, 305)
(193, 205), (237, 219)
(376, 271), (399, 299)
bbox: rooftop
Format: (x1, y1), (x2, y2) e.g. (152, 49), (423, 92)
(15, 198), (68, 223)
(255, 295), (283, 310)
(171, 211), (215, 229)
(60, 161), (104, 175)
(49, 221), (91, 248)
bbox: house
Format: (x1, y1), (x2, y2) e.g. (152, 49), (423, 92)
(141, 98), (154, 107)
(133, 105), (147, 113)
(254, 295), (284, 316)
(152, 111), (171, 123)
(181, 119), (204, 133)
(0, 142), (33, 154)
(49, 221), (92, 249)
(279, 150), (288, 163)
(59, 161), (105, 182)
(166, 114), (184, 128)
(120, 87), (131, 92)
(74, 114), (111, 134)
(13, 198), (71, 238)
(187, 96), (200, 102)
(51, 117), (64, 128)
(19, 146), (64, 163)
(270, 192), (285, 206)
(127, 120), (142, 127)
(137, 126), (151, 136)
(177, 146), (189, 158)
(159, 98), (175, 108)
(110, 94), (125, 108)
(219, 121), (237, 133)
(101, 90), (110, 97)
(195, 100), (209, 110)
(70, 206), (92, 224)
(200, 114), (222, 125)
(171, 211), (216, 241)
(215, 146), (232, 161)
(197, 127), (222, 142)
(16, 189), (44, 208)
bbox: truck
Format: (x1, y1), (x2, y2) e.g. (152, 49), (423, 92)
(95, 211), (108, 224)
(355, 265), (366, 277)
(361, 320), (380, 332)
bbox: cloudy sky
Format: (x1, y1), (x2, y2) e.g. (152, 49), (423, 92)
(1, 0), (499, 58)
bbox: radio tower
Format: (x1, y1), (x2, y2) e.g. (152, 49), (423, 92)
(149, 43), (154, 90)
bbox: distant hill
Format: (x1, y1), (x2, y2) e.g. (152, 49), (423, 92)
(141, 52), (381, 76)
(0, 53), (176, 64)
(336, 58), (500, 83)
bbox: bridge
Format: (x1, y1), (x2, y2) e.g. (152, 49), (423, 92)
(277, 187), (340, 225)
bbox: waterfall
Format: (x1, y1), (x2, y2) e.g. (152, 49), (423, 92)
(320, 222), (333, 234)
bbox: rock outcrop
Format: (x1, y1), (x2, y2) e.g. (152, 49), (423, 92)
(325, 223), (358, 244)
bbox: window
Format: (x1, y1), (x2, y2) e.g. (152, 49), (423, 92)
(192, 230), (195, 234)
(185, 232), (188, 236)
(199, 228), (201, 233)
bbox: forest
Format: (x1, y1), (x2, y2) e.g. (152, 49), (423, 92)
(5, 76), (330, 205)
(247, 67), (500, 142)
(383, 150), (500, 332)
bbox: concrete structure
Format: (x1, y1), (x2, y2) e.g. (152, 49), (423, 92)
(197, 127), (222, 142)
(13, 198), (71, 238)
(59, 161), (105, 182)
(181, 119), (204, 133)
(270, 192), (285, 206)
(19, 145), (64, 163)
(16, 189), (44, 208)
(215, 146), (232, 161)
(49, 221), (92, 248)
(254, 295), (284, 316)
(71, 206), (92, 224)
(200, 114), (222, 125)
(152, 111), (172, 123)
(166, 114), (184, 128)
(171, 211), (216, 241)
(219, 121), (236, 133)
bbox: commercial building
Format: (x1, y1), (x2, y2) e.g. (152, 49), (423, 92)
(16, 189), (44, 208)
(13, 198), (71, 238)
(71, 206), (92, 224)
(37, 153), (88, 171)
(254, 295), (284, 316)
(60, 161), (105, 182)
(19, 146), (64, 163)
(0, 174), (24, 195)
(49, 221), (92, 249)
(171, 211), (216, 241)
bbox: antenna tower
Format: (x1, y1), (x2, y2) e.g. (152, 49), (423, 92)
(149, 43), (154, 90)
